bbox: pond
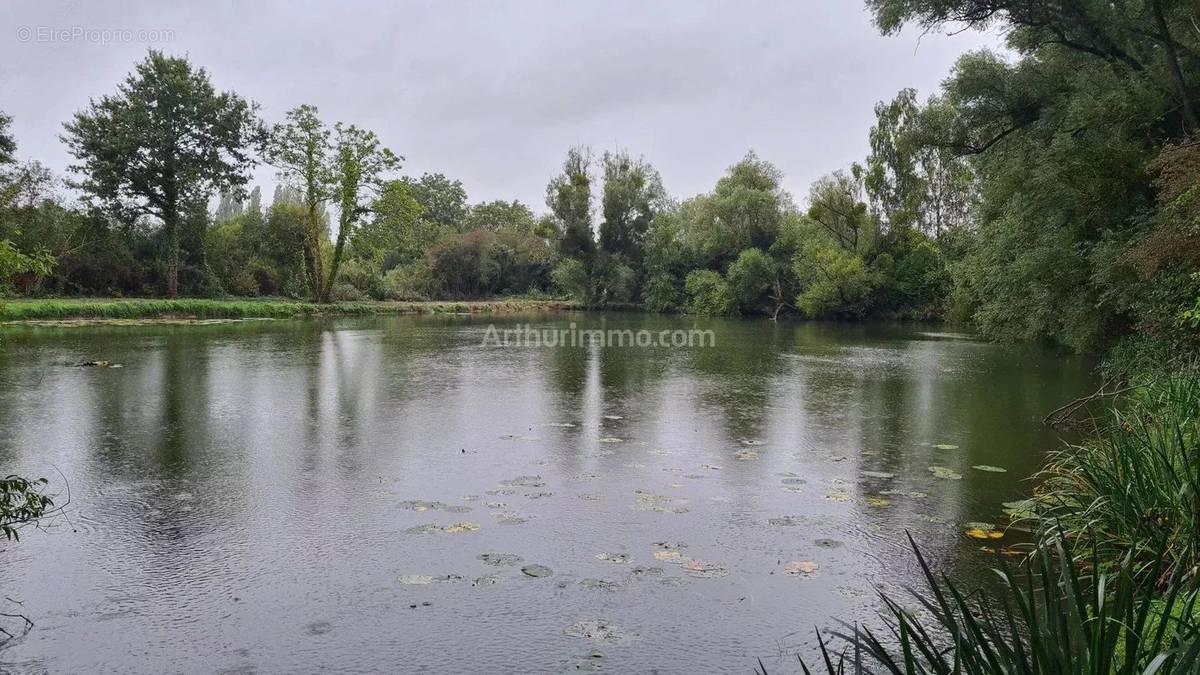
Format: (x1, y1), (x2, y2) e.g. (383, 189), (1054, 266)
(0, 313), (1094, 673)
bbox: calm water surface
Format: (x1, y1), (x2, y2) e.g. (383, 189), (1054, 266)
(0, 313), (1093, 674)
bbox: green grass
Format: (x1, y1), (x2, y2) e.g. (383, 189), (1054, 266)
(0, 297), (580, 322)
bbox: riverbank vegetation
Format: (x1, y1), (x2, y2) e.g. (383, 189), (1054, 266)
(0, 298), (578, 322)
(0, 0), (1194, 362)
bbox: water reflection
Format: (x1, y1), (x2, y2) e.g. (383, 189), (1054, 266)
(0, 314), (1093, 673)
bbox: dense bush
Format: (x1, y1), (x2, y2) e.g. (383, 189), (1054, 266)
(684, 269), (732, 316)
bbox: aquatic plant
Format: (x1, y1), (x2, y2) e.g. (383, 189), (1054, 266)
(1033, 376), (1200, 583)
(777, 533), (1200, 675)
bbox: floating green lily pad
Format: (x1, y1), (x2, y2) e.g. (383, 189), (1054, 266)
(928, 466), (963, 480)
(972, 464), (1008, 473)
(499, 475), (545, 488)
(934, 444), (960, 450)
(861, 470), (897, 479)
(578, 578), (622, 591)
(521, 564), (553, 578)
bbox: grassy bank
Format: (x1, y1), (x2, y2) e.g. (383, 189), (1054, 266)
(0, 297), (581, 322)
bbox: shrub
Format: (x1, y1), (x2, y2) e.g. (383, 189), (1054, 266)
(684, 269), (732, 316)
(381, 260), (435, 301)
(426, 230), (499, 298)
(329, 281), (366, 302)
(551, 258), (590, 304)
(726, 247), (775, 314)
(642, 271), (680, 313)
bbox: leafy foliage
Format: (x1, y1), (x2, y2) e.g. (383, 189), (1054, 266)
(791, 533), (1200, 675)
(62, 51), (260, 297)
(0, 475), (54, 541)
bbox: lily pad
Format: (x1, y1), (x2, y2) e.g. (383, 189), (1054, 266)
(653, 550), (684, 563)
(972, 464), (1008, 473)
(824, 490), (851, 502)
(934, 444), (960, 450)
(398, 574), (462, 585)
(521, 564), (554, 578)
(443, 522), (480, 533)
(1002, 499), (1038, 519)
(629, 566), (665, 577)
(879, 489), (928, 499)
(784, 561), (819, 576)
(397, 574), (435, 585)
(595, 552), (631, 564)
(491, 512), (528, 525)
(634, 490), (688, 514)
(861, 470), (897, 479)
(963, 521), (996, 531)
(500, 475), (546, 488)
(769, 516), (808, 527)
(598, 437), (624, 443)
(683, 560), (729, 578)
(565, 619), (625, 645)
(864, 497), (892, 508)
(578, 578), (622, 592)
(928, 466), (963, 480)
(477, 553), (523, 566)
(965, 528), (1004, 540)
(733, 449), (759, 461)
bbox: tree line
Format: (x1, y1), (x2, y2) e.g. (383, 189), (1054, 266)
(1, 0), (1198, 360)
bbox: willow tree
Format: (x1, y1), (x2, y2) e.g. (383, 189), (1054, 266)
(62, 51), (259, 297)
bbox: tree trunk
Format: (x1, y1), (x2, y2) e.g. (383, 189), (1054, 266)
(1154, 0), (1199, 133)
(320, 221), (348, 304)
(164, 210), (180, 299)
(305, 201), (326, 302)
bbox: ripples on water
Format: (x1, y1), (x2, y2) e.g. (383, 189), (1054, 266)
(0, 314), (1093, 673)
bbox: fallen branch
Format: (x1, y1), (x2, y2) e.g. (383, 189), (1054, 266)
(1042, 376), (1140, 427)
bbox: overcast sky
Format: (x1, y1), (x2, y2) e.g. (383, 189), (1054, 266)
(3, 1), (1000, 211)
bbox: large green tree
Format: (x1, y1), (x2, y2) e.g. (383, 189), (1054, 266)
(547, 147), (596, 262)
(62, 51), (260, 297)
(402, 172), (468, 232)
(598, 151), (667, 262)
(266, 104), (334, 300)
(323, 123), (400, 303)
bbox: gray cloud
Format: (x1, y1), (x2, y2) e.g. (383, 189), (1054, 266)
(2, 0), (1000, 210)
